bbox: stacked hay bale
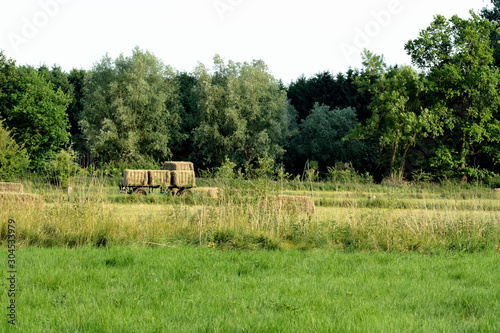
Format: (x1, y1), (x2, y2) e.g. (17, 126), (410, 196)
(192, 187), (221, 198)
(266, 195), (316, 214)
(162, 162), (196, 187)
(0, 192), (44, 204)
(122, 170), (149, 187)
(162, 161), (194, 171)
(0, 182), (23, 193)
(0, 182), (44, 205)
(148, 170), (171, 187)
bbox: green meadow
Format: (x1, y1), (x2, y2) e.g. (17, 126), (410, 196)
(1, 246), (499, 332)
(1, 177), (500, 331)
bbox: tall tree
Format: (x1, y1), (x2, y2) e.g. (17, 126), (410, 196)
(481, 0), (500, 67)
(0, 51), (18, 117)
(192, 56), (294, 168)
(67, 68), (87, 152)
(351, 53), (428, 181)
(287, 70), (368, 123)
(6, 67), (71, 169)
(405, 12), (500, 181)
(171, 71), (198, 162)
(80, 47), (182, 165)
(293, 103), (372, 173)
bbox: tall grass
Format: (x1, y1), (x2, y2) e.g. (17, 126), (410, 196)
(1, 174), (499, 252)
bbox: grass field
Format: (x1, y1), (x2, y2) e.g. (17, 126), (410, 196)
(1, 246), (499, 332)
(1, 176), (500, 331)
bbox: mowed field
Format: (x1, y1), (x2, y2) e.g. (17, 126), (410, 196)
(1, 178), (500, 332)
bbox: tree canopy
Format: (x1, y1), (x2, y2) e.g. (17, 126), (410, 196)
(192, 56), (294, 168)
(2, 3), (500, 182)
(80, 47), (182, 164)
(405, 11), (500, 181)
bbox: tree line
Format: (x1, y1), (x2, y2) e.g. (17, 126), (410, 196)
(1, 5), (500, 183)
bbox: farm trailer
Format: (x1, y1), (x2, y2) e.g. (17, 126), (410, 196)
(119, 162), (196, 195)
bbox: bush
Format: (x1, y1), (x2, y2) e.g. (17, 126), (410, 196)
(0, 120), (30, 181)
(326, 162), (373, 184)
(45, 149), (84, 188)
(100, 156), (161, 179)
(483, 172), (500, 188)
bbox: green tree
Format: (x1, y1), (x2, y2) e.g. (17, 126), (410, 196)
(6, 67), (71, 170)
(287, 69), (370, 124)
(192, 56), (294, 168)
(0, 120), (30, 181)
(351, 51), (428, 181)
(481, 0), (500, 67)
(0, 51), (18, 117)
(294, 103), (372, 173)
(80, 47), (182, 165)
(171, 71), (199, 162)
(67, 68), (87, 153)
(405, 12), (500, 181)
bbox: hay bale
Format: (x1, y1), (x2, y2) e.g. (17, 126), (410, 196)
(0, 193), (44, 206)
(148, 170), (171, 187)
(162, 161), (194, 171)
(193, 187), (221, 198)
(266, 195), (315, 214)
(0, 182), (23, 193)
(122, 170), (148, 187)
(171, 170), (196, 187)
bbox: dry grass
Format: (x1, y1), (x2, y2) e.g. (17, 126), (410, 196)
(0, 177), (499, 252)
(263, 195), (316, 215)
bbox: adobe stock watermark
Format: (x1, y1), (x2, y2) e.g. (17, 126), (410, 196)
(213, 0), (243, 21)
(340, 0), (405, 62)
(7, 0), (70, 53)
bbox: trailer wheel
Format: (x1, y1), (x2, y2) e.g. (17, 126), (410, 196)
(177, 187), (192, 196)
(133, 188), (148, 195)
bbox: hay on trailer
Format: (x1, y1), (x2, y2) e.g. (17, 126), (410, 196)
(171, 171), (196, 187)
(122, 170), (148, 187)
(0, 182), (23, 193)
(162, 161), (194, 171)
(192, 187), (221, 198)
(148, 170), (171, 187)
(265, 195), (315, 214)
(0, 193), (44, 206)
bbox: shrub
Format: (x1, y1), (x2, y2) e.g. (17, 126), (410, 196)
(326, 162), (373, 184)
(0, 120), (30, 181)
(45, 149), (84, 188)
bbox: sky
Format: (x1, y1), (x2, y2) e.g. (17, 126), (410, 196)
(0, 0), (493, 85)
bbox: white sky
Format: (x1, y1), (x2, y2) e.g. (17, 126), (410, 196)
(0, 0), (493, 85)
